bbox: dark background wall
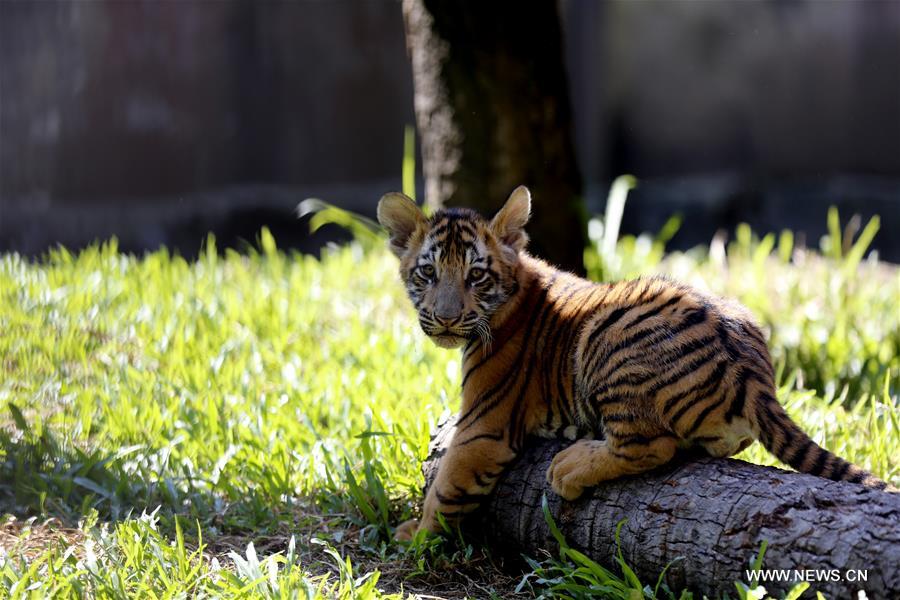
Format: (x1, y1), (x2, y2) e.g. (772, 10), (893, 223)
(563, 0), (900, 252)
(0, 0), (414, 253)
(1, 0), (898, 258)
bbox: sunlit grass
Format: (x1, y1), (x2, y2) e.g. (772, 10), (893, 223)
(0, 214), (897, 597)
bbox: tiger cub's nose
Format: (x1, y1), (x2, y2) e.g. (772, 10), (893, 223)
(434, 312), (462, 327)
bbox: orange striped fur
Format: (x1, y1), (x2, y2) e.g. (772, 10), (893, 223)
(377, 186), (892, 541)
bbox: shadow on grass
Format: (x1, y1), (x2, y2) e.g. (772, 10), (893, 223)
(0, 426), (303, 548)
(0, 429), (534, 598)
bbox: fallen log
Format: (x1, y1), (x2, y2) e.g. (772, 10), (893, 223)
(421, 418), (900, 599)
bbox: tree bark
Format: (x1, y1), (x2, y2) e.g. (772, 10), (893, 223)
(401, 0), (586, 274)
(422, 418), (900, 599)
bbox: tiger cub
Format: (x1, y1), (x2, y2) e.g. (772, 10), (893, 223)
(377, 186), (891, 541)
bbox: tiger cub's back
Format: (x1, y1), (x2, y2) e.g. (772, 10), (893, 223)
(573, 276), (770, 453)
(568, 275), (889, 490)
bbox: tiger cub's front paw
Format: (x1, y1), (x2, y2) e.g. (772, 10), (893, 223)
(546, 440), (598, 501)
(393, 518), (420, 542)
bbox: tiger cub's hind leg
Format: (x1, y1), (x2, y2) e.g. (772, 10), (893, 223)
(695, 432), (754, 458)
(547, 433), (677, 501)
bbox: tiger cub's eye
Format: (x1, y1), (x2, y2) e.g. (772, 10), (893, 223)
(468, 267), (485, 281)
(420, 264), (435, 278)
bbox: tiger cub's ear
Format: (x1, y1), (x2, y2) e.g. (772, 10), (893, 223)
(377, 192), (427, 257)
(491, 186), (531, 252)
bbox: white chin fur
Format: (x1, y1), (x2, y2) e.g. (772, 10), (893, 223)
(431, 335), (466, 349)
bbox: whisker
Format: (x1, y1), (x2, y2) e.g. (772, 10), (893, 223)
(476, 318), (493, 356)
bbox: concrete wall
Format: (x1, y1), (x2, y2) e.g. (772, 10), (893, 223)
(1, 0), (898, 257)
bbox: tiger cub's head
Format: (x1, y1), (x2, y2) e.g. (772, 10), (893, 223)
(377, 186), (531, 348)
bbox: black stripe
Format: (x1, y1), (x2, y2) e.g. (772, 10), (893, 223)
(576, 391), (602, 425)
(622, 294), (682, 331)
(538, 281), (583, 398)
(602, 413), (636, 423)
(725, 369), (763, 422)
(562, 285), (609, 416)
(456, 430), (505, 446)
(585, 306), (631, 348)
(460, 280), (548, 388)
(595, 388), (643, 410)
(807, 449), (830, 476)
(512, 277), (568, 450)
(580, 305), (637, 377)
(430, 223), (450, 237)
(610, 307), (713, 392)
(460, 284), (544, 389)
(717, 321), (775, 379)
(588, 325), (662, 378)
(681, 398), (724, 437)
(762, 414), (785, 452)
(656, 334), (719, 363)
(457, 223), (477, 238)
(832, 460), (851, 481)
(758, 431), (771, 448)
(786, 439), (814, 469)
(774, 419), (796, 455)
(661, 359), (729, 415)
(541, 282), (594, 420)
(568, 286), (610, 353)
(618, 332), (719, 381)
(593, 332), (721, 400)
(740, 323), (768, 347)
(847, 471), (866, 484)
(508, 396), (528, 453)
(669, 375), (725, 430)
(647, 346), (720, 396)
(716, 321), (740, 359)
(542, 404), (557, 429)
(460, 277), (559, 430)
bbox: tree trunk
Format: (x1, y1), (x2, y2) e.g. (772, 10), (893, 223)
(422, 418), (900, 599)
(401, 0), (586, 274)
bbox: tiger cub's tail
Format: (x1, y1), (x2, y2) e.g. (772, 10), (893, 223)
(752, 393), (894, 491)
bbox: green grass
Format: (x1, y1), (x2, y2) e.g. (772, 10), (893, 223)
(1, 210), (897, 598)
